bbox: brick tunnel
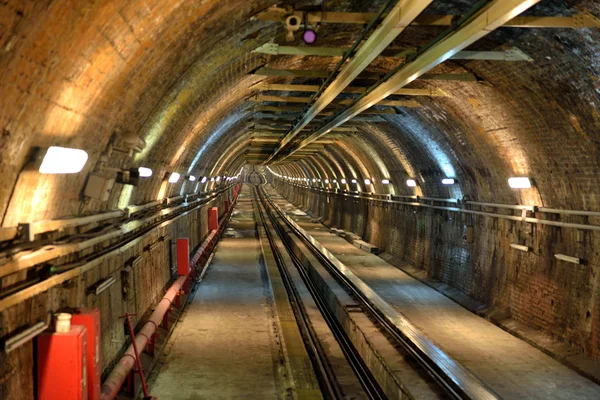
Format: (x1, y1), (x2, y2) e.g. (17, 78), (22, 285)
(1, 1), (600, 399)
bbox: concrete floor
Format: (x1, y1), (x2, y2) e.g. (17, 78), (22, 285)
(266, 186), (600, 400)
(150, 188), (285, 399)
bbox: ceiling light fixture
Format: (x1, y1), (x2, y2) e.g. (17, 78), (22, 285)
(442, 178), (455, 185)
(406, 179), (417, 187)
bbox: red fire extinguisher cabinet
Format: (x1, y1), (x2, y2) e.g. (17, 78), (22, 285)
(37, 325), (88, 400)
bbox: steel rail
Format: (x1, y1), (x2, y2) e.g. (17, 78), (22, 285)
(255, 186), (387, 400)
(253, 186), (342, 400)
(279, 0), (541, 162)
(258, 183), (499, 400)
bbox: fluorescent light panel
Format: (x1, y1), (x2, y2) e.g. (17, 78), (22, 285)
(554, 254), (580, 264)
(168, 172), (180, 183)
(39, 146), (88, 174)
(406, 179), (417, 187)
(138, 167), (153, 177)
(510, 243), (529, 252)
(508, 177), (531, 189)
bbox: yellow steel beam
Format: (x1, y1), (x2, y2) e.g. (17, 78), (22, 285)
(253, 43), (533, 61)
(278, 0), (541, 162)
(254, 6), (600, 28)
(255, 124), (358, 132)
(253, 105), (397, 115)
(253, 68), (477, 81)
(260, 83), (449, 97)
(250, 95), (421, 107)
(264, 0), (433, 163)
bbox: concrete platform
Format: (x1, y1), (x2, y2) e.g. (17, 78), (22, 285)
(265, 185), (600, 400)
(149, 187), (288, 399)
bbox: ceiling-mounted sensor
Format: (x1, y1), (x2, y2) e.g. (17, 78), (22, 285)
(285, 15), (300, 41)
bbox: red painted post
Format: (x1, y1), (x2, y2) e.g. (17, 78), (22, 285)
(224, 200), (230, 214)
(208, 207), (218, 231)
(177, 238), (190, 276)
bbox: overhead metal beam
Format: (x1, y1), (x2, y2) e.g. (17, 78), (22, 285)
(277, 0), (541, 162)
(252, 68), (477, 81)
(253, 113), (386, 122)
(254, 6), (600, 28)
(253, 43), (533, 62)
(254, 105), (398, 115)
(264, 0), (433, 163)
(255, 124), (358, 132)
(250, 95), (421, 108)
(259, 83), (449, 97)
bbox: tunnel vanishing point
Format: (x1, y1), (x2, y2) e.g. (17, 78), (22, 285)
(1, 1), (600, 399)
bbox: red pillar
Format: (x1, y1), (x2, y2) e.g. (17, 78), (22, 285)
(208, 207), (218, 231)
(177, 238), (190, 276)
(224, 200), (230, 213)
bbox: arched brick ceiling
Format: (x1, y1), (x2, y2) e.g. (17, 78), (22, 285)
(0, 0), (599, 227)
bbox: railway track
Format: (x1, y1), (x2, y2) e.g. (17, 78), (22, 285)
(252, 180), (499, 400)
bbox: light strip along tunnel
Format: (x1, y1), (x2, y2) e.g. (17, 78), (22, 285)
(0, 1), (600, 399)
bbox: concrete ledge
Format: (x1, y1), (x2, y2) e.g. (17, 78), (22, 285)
(379, 252), (600, 385)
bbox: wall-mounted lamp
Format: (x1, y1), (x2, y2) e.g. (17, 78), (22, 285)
(167, 172), (181, 183)
(442, 178), (455, 185)
(341, 179), (347, 184)
(88, 276), (116, 295)
(187, 175), (196, 182)
(406, 179), (417, 187)
(382, 179), (390, 185)
(138, 167), (153, 177)
(554, 254), (580, 264)
(364, 179), (371, 185)
(508, 177), (532, 189)
(351, 179), (357, 184)
(38, 146), (88, 174)
(4, 320), (49, 353)
(210, 177), (215, 182)
(509, 243), (529, 252)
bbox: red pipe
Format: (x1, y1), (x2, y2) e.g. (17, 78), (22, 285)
(100, 275), (186, 400)
(100, 187), (240, 400)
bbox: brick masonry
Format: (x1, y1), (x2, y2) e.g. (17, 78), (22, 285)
(272, 180), (600, 363)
